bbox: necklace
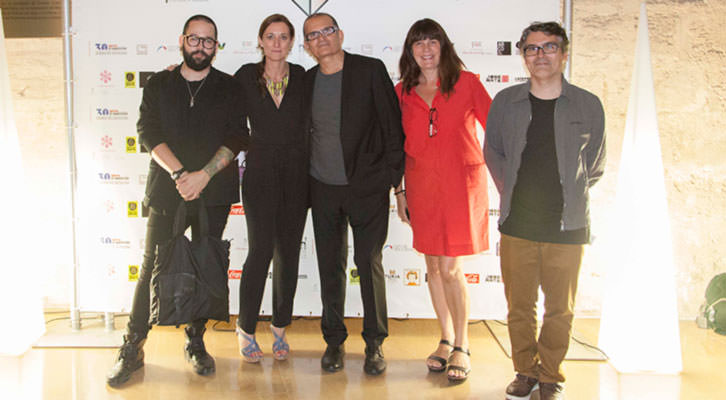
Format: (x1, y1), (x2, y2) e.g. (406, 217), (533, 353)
(185, 75), (208, 107)
(265, 74), (289, 98)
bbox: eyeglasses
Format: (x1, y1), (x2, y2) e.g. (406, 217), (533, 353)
(428, 108), (438, 138)
(522, 42), (560, 57)
(184, 34), (217, 50)
(305, 25), (339, 42)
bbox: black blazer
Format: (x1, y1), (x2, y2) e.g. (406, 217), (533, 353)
(304, 52), (404, 197)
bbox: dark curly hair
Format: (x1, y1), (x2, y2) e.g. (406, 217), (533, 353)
(516, 21), (569, 54)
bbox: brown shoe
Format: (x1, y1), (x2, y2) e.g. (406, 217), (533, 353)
(531, 382), (565, 400)
(506, 373), (539, 399)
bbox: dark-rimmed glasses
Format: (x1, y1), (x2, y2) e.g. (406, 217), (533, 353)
(428, 108), (438, 138)
(184, 34), (217, 50)
(305, 25), (339, 42)
(522, 42), (560, 57)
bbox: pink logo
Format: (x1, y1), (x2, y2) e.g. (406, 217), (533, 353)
(101, 135), (113, 148)
(100, 70), (112, 83)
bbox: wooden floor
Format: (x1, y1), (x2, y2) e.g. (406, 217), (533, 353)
(2, 316), (725, 399)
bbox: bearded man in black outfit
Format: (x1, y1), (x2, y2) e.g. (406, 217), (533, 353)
(106, 14), (248, 387)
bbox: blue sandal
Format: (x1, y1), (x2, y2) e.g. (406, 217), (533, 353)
(270, 326), (289, 361)
(236, 326), (263, 363)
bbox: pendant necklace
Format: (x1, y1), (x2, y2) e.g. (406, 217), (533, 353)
(185, 75), (208, 108)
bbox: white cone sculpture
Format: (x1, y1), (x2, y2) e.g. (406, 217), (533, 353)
(598, 3), (682, 374)
(0, 9), (46, 355)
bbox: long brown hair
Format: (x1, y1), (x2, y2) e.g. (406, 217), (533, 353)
(255, 14), (295, 97)
(398, 18), (464, 97)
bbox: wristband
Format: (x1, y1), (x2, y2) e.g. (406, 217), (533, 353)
(171, 168), (186, 181)
(394, 189), (406, 196)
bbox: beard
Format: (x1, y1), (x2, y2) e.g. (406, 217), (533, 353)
(182, 47), (215, 71)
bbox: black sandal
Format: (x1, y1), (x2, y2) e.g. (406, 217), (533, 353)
(426, 339), (453, 373)
(447, 347), (471, 382)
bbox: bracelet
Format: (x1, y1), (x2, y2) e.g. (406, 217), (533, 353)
(394, 189), (406, 196)
(171, 167), (186, 181)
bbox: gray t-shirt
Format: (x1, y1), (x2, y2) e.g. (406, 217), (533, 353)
(310, 69), (348, 185)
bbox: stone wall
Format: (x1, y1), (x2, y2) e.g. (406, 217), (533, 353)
(6, 0), (725, 316)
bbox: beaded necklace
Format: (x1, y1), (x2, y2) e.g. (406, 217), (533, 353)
(265, 74), (289, 98)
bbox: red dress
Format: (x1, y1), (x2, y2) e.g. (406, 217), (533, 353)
(395, 71), (492, 256)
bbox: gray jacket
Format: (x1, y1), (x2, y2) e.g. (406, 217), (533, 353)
(484, 77), (606, 232)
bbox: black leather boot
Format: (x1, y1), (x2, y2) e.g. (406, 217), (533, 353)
(184, 325), (215, 375)
(364, 344), (386, 375)
(106, 332), (146, 387)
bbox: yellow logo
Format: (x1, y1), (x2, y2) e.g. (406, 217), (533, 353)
(127, 201), (138, 217)
(124, 71), (136, 88)
(128, 265), (139, 282)
(126, 136), (137, 153)
(349, 268), (360, 285)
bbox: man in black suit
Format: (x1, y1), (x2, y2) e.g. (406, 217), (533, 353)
(302, 12), (404, 375)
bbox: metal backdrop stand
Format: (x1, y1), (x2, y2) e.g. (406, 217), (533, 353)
(34, 0), (122, 348)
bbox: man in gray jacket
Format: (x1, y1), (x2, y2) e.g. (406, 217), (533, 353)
(485, 22), (605, 400)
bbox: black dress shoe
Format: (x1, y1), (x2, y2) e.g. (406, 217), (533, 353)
(184, 325), (216, 376)
(106, 332), (146, 387)
(364, 345), (386, 375)
(321, 345), (344, 372)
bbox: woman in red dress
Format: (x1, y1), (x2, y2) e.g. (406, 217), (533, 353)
(395, 18), (491, 382)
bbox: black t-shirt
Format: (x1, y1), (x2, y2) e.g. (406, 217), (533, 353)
(499, 93), (588, 244)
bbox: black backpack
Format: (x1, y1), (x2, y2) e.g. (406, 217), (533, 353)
(697, 273), (726, 335)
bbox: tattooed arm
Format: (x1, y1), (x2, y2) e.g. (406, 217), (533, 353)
(175, 146), (235, 201)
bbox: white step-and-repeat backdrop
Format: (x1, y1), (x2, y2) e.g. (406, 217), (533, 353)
(72, 0), (559, 319)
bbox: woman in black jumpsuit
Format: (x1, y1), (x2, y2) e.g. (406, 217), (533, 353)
(234, 14), (308, 362)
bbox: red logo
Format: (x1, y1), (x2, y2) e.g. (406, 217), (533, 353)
(228, 269), (242, 279)
(502, 75), (509, 83)
(101, 135), (113, 148)
(100, 70), (112, 83)
(465, 273), (480, 284)
(230, 204), (245, 215)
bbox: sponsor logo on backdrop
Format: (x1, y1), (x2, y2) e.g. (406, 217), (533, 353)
(383, 244), (413, 252)
(217, 42), (226, 51)
(298, 274), (308, 280)
(485, 274), (502, 283)
(128, 201), (138, 217)
(106, 265), (116, 277)
(233, 41), (257, 55)
(463, 40), (484, 55)
(230, 204), (245, 215)
(101, 135), (113, 150)
(404, 268), (420, 286)
(93, 43), (127, 56)
(99, 70), (112, 84)
(139, 71), (155, 88)
(486, 74), (510, 83)
(489, 208), (500, 216)
(125, 72), (136, 88)
(95, 107), (129, 121)
(138, 174), (147, 185)
(136, 44), (148, 55)
(156, 44), (181, 53)
(128, 265), (139, 281)
(349, 268), (360, 284)
(104, 200), (115, 213)
(385, 269), (400, 281)
(126, 137), (137, 153)
(497, 41), (512, 55)
(100, 237), (131, 249)
(228, 269), (242, 280)
(98, 172), (130, 184)
(361, 44), (373, 56)
(291, 0), (329, 16)
(465, 273), (480, 284)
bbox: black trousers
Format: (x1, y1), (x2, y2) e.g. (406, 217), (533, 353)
(237, 147), (309, 334)
(309, 177), (389, 348)
(127, 203), (231, 336)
